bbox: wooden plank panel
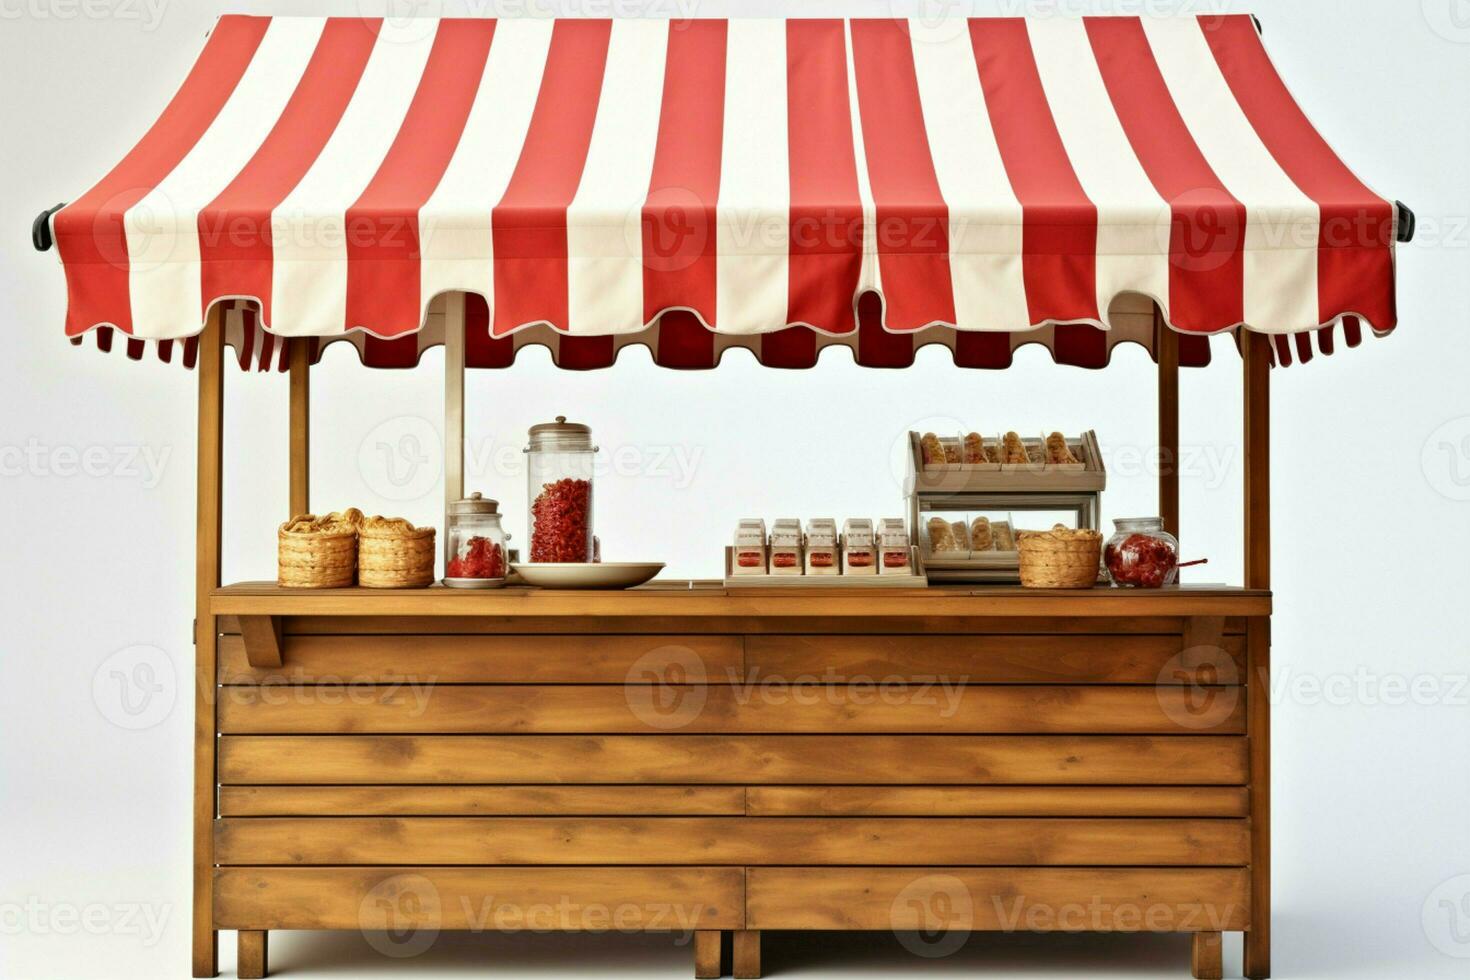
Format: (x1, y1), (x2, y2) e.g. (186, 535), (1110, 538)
(211, 584), (1273, 620)
(217, 634), (743, 685)
(746, 786), (1249, 818)
(746, 635), (1245, 685)
(230, 614), (1244, 637)
(218, 735), (1249, 786)
(217, 684), (1244, 735)
(214, 866), (744, 931)
(214, 817), (1249, 867)
(746, 867), (1249, 931)
(218, 785), (746, 817)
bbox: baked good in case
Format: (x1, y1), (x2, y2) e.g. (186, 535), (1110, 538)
(970, 517), (993, 552)
(993, 521), (1016, 552)
(1046, 432), (1080, 465)
(920, 433), (944, 466)
(963, 432), (986, 464)
(1003, 431), (1027, 464)
(928, 517), (963, 554)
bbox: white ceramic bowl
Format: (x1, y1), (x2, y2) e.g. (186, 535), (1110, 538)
(510, 562), (664, 589)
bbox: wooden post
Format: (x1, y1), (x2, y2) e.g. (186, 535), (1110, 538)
(238, 930), (268, 980)
(1242, 330), (1271, 979)
(193, 305), (225, 978)
(1243, 331), (1271, 590)
(1157, 307), (1180, 538)
(1192, 931), (1223, 979)
(732, 930), (761, 980)
(693, 930), (722, 979)
(288, 340), (310, 518)
(444, 292), (466, 516)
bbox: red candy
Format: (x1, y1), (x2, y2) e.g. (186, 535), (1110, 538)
(447, 536), (504, 580)
(1105, 533), (1179, 589)
(530, 478), (592, 563)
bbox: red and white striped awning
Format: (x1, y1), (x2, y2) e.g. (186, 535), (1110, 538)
(42, 15), (1403, 371)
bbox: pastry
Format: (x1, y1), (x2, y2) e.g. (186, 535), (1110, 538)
(928, 517), (963, 554)
(992, 521), (1016, 552)
(1046, 432), (1080, 465)
(970, 516), (993, 552)
(962, 432), (986, 464)
(943, 442), (961, 464)
(1003, 431), (1028, 464)
(920, 432), (944, 466)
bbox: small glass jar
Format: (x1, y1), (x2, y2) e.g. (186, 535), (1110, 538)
(525, 416), (597, 564)
(444, 492), (509, 587)
(1104, 517), (1180, 588)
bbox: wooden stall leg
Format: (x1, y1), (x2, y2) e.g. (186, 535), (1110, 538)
(694, 929), (723, 979)
(732, 930), (761, 980)
(193, 306), (225, 978)
(238, 931), (268, 979)
(1191, 931), (1223, 980)
(288, 339), (310, 518)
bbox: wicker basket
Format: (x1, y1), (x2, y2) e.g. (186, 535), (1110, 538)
(1016, 524), (1103, 589)
(277, 509), (363, 588)
(358, 517), (436, 589)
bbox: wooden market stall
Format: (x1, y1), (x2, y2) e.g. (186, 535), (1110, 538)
(35, 13), (1408, 980)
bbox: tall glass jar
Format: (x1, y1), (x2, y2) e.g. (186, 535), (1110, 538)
(1104, 517), (1180, 588)
(444, 493), (508, 587)
(524, 416), (597, 563)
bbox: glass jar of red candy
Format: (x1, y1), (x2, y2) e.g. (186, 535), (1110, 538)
(525, 416), (596, 563)
(1104, 517), (1180, 588)
(444, 492), (508, 587)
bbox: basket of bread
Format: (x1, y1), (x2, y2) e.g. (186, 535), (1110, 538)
(277, 509), (364, 588)
(357, 516), (437, 588)
(1016, 524), (1104, 589)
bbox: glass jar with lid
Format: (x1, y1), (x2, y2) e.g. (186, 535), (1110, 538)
(524, 416), (597, 563)
(1104, 517), (1180, 588)
(444, 492), (509, 587)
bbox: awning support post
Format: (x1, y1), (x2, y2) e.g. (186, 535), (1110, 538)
(193, 304), (225, 978)
(1156, 306), (1180, 538)
(288, 340), (310, 518)
(444, 292), (466, 518)
(1242, 328), (1271, 980)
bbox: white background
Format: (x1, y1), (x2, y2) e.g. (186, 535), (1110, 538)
(2, 1), (1468, 978)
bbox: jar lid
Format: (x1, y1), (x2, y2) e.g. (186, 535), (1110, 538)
(526, 415), (596, 453)
(449, 491), (500, 516)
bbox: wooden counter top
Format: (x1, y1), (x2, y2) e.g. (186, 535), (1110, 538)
(213, 581), (1271, 619)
